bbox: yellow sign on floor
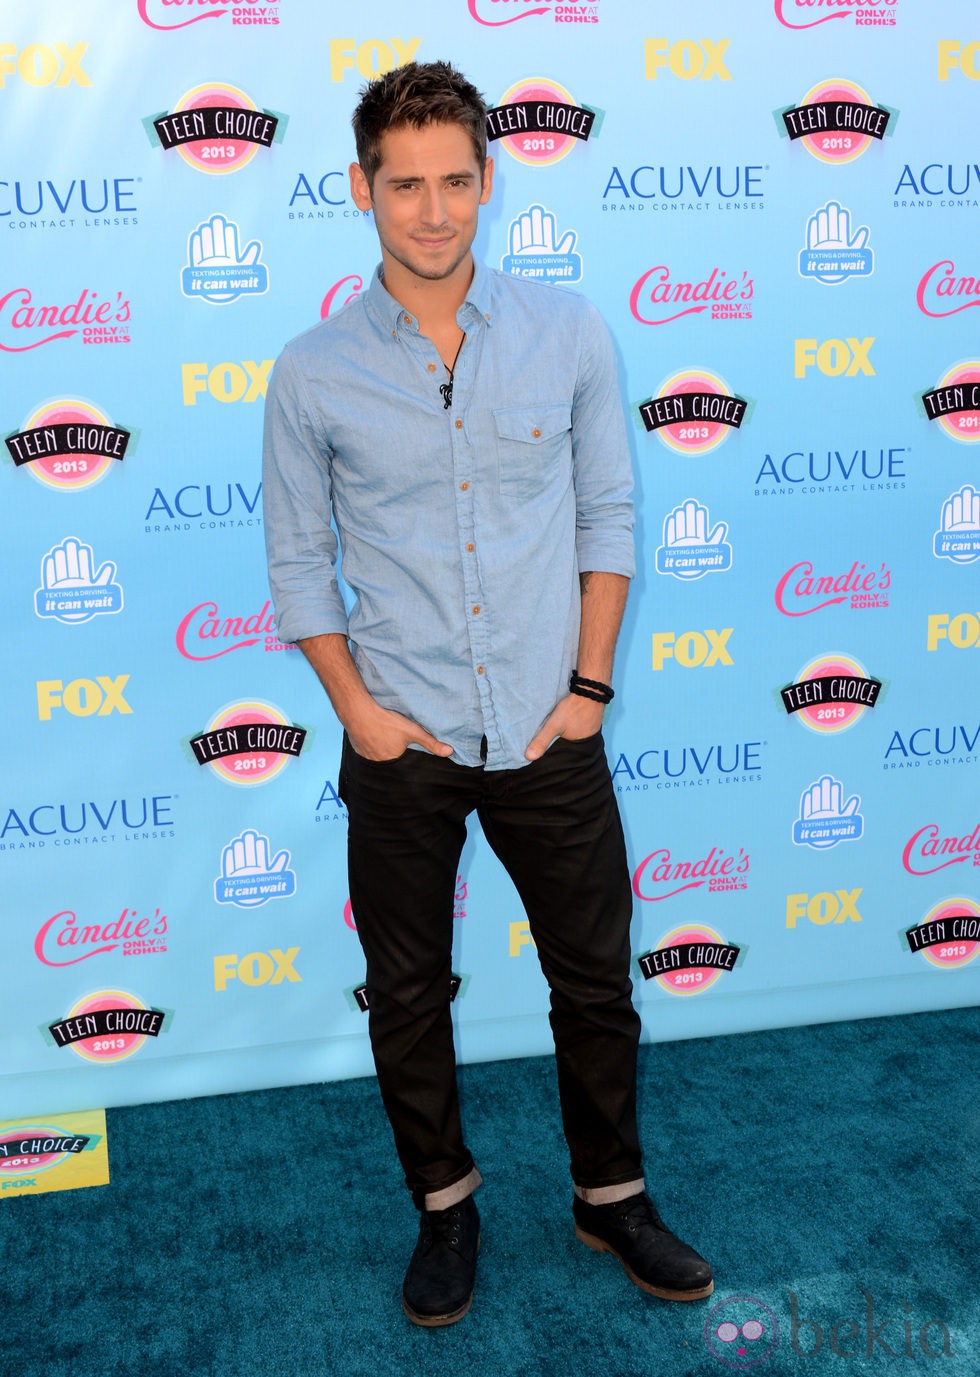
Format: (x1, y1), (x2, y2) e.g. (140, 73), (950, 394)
(0, 1110), (109, 1199)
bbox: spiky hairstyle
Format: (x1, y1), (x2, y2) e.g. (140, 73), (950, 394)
(351, 60), (488, 189)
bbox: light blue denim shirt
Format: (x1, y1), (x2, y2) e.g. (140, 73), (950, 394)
(262, 259), (634, 770)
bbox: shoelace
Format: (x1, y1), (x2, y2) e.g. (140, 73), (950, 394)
(610, 1196), (663, 1235)
(420, 1206), (465, 1252)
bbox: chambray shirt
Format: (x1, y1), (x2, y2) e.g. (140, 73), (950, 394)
(262, 259), (634, 770)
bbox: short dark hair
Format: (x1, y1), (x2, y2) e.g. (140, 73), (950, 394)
(352, 60), (488, 189)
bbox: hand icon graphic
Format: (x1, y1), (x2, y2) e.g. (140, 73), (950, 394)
(800, 775), (860, 824)
(36, 537), (122, 623)
(221, 829), (290, 880)
(806, 200), (869, 253)
(189, 214), (261, 271)
(215, 829), (295, 907)
(183, 214), (267, 304)
(41, 537), (116, 592)
(509, 204), (576, 257)
(663, 499), (728, 548)
(941, 483), (980, 532)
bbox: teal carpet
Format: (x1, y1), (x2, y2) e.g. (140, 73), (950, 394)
(4, 1007), (977, 1376)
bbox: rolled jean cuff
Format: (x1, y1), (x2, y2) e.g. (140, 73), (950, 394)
(422, 1166), (483, 1212)
(574, 1177), (645, 1206)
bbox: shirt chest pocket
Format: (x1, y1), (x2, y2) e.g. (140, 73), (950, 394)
(493, 404), (572, 501)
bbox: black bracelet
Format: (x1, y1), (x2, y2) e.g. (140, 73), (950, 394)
(569, 671), (615, 704)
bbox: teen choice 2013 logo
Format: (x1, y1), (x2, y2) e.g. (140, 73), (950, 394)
(779, 653), (882, 734)
(905, 898), (980, 972)
(6, 398), (132, 491)
(486, 78), (598, 167)
(188, 699), (307, 786)
(148, 83), (284, 174)
(637, 924), (742, 996)
(638, 368), (748, 456)
(779, 78), (893, 165)
(46, 990), (169, 1063)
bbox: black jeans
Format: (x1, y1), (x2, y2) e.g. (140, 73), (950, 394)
(339, 731), (643, 1206)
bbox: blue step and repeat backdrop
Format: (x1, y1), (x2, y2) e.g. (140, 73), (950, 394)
(3, 0), (979, 1120)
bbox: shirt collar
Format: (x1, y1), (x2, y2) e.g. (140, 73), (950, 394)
(365, 258), (494, 335)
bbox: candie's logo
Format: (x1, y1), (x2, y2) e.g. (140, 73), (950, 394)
(902, 822), (980, 877)
(147, 83), (284, 174)
(632, 846), (749, 902)
(321, 275), (364, 319)
(637, 924), (742, 996)
(774, 560), (890, 615)
(188, 700), (306, 785)
(45, 990), (170, 1062)
(919, 362), (980, 441)
(0, 289), (131, 352)
(138, 0), (280, 30)
(638, 369), (748, 455)
(905, 899), (980, 970)
(486, 78), (598, 166)
(176, 600), (291, 659)
(779, 653), (882, 733)
(35, 907), (167, 967)
(774, 0), (898, 30)
(468, 0), (599, 28)
(778, 79), (893, 164)
(7, 399), (131, 490)
(918, 263), (980, 320)
(630, 265), (753, 325)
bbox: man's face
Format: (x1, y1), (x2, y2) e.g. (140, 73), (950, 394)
(350, 121), (493, 290)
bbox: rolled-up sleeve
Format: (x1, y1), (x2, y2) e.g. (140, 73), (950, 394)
(262, 345), (350, 644)
(570, 303), (636, 580)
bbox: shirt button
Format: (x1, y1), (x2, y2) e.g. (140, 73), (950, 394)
(460, 482), (469, 491)
(532, 427), (541, 438)
(404, 314), (412, 325)
(466, 542), (475, 552)
(455, 419), (463, 429)
(472, 605), (481, 615)
(477, 665), (485, 675)
(427, 362), (437, 373)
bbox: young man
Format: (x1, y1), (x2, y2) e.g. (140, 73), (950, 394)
(262, 61), (712, 1326)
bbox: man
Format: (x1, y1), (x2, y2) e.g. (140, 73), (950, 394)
(262, 60), (712, 1326)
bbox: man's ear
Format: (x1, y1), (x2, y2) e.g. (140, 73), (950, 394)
(349, 161), (373, 212)
(479, 156), (494, 206)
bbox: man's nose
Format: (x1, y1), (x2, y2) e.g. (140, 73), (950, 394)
(419, 186), (448, 225)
